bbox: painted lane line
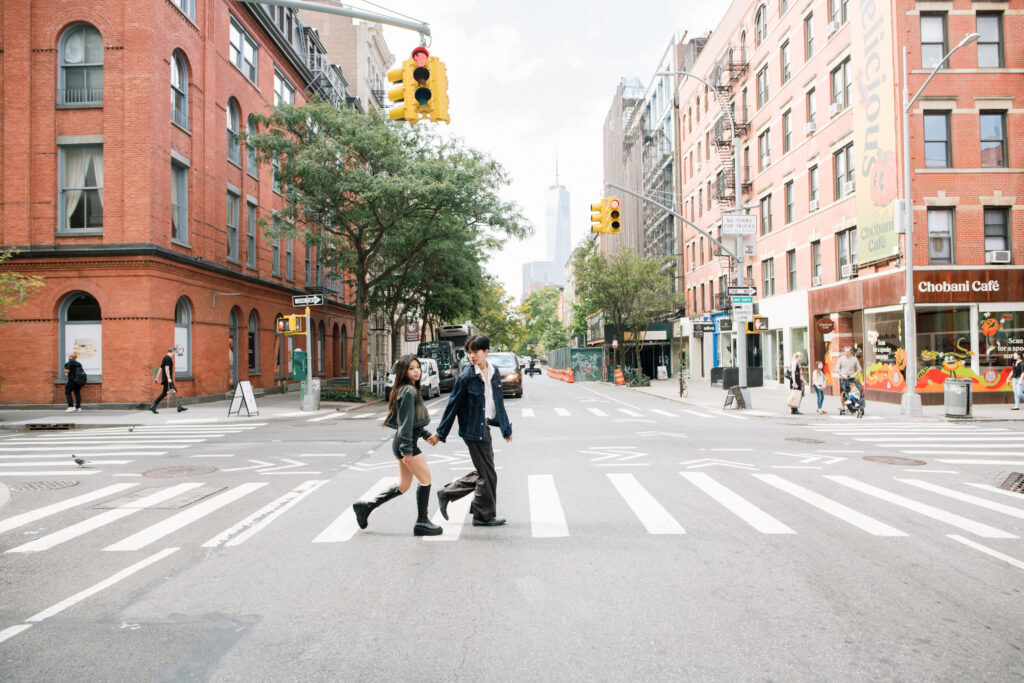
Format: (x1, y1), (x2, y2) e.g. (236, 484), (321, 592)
(617, 408), (644, 417)
(710, 448), (754, 452)
(965, 483), (1024, 501)
(947, 535), (1024, 572)
(8, 484), (205, 553)
(1, 438), (208, 444)
(680, 409), (714, 419)
(826, 475), (1016, 539)
(649, 409), (676, 417)
(313, 477), (396, 543)
(521, 408), (535, 417)
(164, 418), (222, 423)
(104, 483), (268, 551)
(298, 453), (347, 457)
(0, 460), (134, 467)
(350, 412), (383, 420)
(818, 450), (864, 454)
(424, 495), (473, 542)
(528, 474), (569, 538)
(573, 382), (644, 409)
(754, 474), (905, 536)
(896, 479), (1024, 520)
(587, 408), (609, 417)
(554, 408), (571, 417)
(307, 412), (346, 422)
(707, 410), (747, 420)
(904, 469), (960, 474)
(934, 458), (1024, 463)
(189, 454), (237, 458)
(680, 472), (795, 534)
(0, 452), (168, 459)
(0, 471), (101, 476)
(0, 484), (137, 534)
(0, 445), (188, 452)
(428, 407), (441, 415)
(203, 480), (327, 548)
(607, 473), (685, 535)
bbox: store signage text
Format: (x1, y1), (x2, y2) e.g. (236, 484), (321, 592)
(918, 280), (1000, 294)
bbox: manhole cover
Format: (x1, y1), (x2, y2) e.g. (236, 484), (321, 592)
(8, 480), (80, 492)
(998, 472), (1024, 494)
(25, 423), (74, 431)
(787, 437), (826, 444)
(143, 465), (218, 478)
(864, 456), (926, 466)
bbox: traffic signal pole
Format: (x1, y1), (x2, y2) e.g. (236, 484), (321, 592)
(239, 0), (430, 37)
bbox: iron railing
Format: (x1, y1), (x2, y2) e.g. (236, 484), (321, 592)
(59, 89), (103, 105)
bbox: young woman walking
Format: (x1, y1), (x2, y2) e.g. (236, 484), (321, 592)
(1010, 351), (1024, 411)
(352, 355), (443, 536)
(812, 361), (827, 414)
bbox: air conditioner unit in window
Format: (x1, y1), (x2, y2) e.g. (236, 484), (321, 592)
(826, 21), (840, 37)
(829, 102), (842, 117)
(809, 199), (819, 211)
(761, 155), (771, 168)
(840, 264), (854, 278)
(843, 180), (855, 195)
(812, 276), (822, 287)
(804, 122), (816, 135)
(986, 250), (1012, 264)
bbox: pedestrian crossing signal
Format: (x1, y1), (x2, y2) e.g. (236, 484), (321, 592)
(746, 316), (769, 333)
(276, 314), (305, 335)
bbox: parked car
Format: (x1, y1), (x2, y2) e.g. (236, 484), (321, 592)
(488, 352), (522, 398)
(417, 341), (458, 392)
(384, 357), (441, 400)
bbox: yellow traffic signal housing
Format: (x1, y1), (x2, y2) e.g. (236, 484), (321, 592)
(591, 199), (607, 233)
(276, 314), (306, 335)
(607, 197), (621, 233)
(386, 59), (417, 123)
(388, 48), (446, 125)
(745, 315), (769, 333)
(428, 58), (450, 124)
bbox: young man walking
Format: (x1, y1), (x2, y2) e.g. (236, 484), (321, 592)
(150, 347), (187, 414)
(435, 335), (513, 527)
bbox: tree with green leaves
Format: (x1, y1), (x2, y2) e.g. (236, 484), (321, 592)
(468, 277), (520, 352)
(0, 249), (44, 323)
(517, 286), (566, 357)
(246, 102), (527, 379)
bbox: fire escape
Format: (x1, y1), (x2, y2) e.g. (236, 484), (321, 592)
(709, 45), (751, 209)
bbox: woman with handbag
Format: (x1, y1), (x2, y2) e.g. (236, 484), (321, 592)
(787, 352), (805, 415)
(352, 355), (443, 536)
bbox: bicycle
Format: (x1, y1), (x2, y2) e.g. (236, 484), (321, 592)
(678, 369), (690, 398)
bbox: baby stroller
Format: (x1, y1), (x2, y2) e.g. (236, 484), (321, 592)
(839, 378), (865, 418)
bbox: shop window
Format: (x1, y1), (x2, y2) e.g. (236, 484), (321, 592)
(248, 310), (259, 373)
(980, 111), (1007, 168)
(59, 24), (103, 105)
(174, 297), (191, 376)
(60, 145), (104, 232)
(863, 309), (905, 391)
(60, 292), (102, 380)
(917, 308), (971, 388)
(977, 13), (1004, 68)
(927, 208), (954, 264)
(979, 311), (1024, 377)
(924, 112), (951, 167)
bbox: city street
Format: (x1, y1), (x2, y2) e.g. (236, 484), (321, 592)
(2, 375), (1023, 680)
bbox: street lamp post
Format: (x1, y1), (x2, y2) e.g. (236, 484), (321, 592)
(900, 33), (978, 416)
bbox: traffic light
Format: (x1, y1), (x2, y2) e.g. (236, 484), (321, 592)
(745, 315), (769, 333)
(428, 57), (450, 124)
(276, 315), (305, 335)
(387, 47), (449, 124)
(591, 198), (607, 233)
(386, 57), (416, 123)
(590, 197), (622, 233)
(607, 197), (621, 233)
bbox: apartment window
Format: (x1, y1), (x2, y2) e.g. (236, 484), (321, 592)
(58, 24), (104, 105)
(227, 191), (240, 262)
(762, 258), (775, 296)
(806, 88), (816, 128)
(927, 208), (954, 264)
(808, 165), (819, 207)
(804, 13), (814, 59)
(837, 227), (858, 274)
(780, 41), (791, 83)
(784, 181), (794, 223)
(227, 99), (241, 165)
(921, 14), (948, 69)
(171, 0), (195, 20)
(758, 128), (771, 170)
(700, 236), (705, 265)
(828, 0), (849, 25)
(247, 311), (259, 372)
(701, 283), (706, 311)
(833, 143), (855, 199)
(272, 234), (280, 276)
(743, 146), (751, 176)
(811, 241), (822, 281)
(780, 0), (788, 15)
(709, 281), (715, 309)
(755, 5), (768, 46)
(171, 51), (189, 129)
(977, 13), (1004, 68)
(923, 112), (951, 167)
(273, 156), (282, 193)
(285, 239), (294, 280)
(230, 18), (258, 83)
(760, 193), (773, 235)
(707, 181), (712, 211)
(246, 202), (257, 268)
(246, 115), (259, 177)
(698, 189), (703, 218)
(274, 70), (295, 106)
(787, 249), (797, 291)
(830, 58), (851, 109)
(782, 110), (792, 152)
(60, 146), (104, 232)
(697, 141), (702, 164)
(170, 161), (187, 243)
(756, 66), (769, 109)
(980, 111), (1007, 168)
(746, 265), (753, 285)
(705, 132), (711, 161)
(304, 245), (312, 284)
(984, 208), (1009, 252)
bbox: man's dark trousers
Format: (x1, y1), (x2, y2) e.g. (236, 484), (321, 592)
(442, 427), (497, 521)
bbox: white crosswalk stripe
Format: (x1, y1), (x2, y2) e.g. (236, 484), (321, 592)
(313, 478), (395, 543)
(587, 407), (609, 417)
(680, 409), (714, 419)
(521, 408), (534, 418)
(607, 473), (684, 534)
(529, 474), (569, 537)
(203, 480), (327, 548)
(0, 484), (138, 534)
(648, 409), (677, 417)
(754, 474), (906, 536)
(680, 472), (795, 534)
(554, 408), (570, 417)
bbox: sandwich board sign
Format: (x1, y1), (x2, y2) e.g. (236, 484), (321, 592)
(228, 380), (259, 417)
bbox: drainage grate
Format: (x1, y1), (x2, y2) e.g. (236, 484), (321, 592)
(786, 437), (826, 444)
(864, 456), (926, 466)
(9, 480), (80, 492)
(998, 472), (1024, 494)
(25, 423), (74, 431)
(143, 465), (218, 478)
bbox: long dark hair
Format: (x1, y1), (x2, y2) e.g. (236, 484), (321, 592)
(384, 354), (421, 424)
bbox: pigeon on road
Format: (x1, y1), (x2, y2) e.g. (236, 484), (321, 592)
(72, 455), (86, 467)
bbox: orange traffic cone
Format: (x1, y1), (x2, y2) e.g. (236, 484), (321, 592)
(567, 369), (574, 383)
(614, 368), (625, 385)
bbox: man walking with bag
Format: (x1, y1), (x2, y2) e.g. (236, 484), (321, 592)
(63, 351), (85, 412)
(150, 347), (186, 414)
(435, 335), (513, 527)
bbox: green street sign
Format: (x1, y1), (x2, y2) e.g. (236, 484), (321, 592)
(731, 296), (753, 304)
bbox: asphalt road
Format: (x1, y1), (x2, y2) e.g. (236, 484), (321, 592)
(2, 375), (1023, 681)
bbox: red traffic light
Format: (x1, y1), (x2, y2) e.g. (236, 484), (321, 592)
(609, 198), (620, 210)
(411, 46), (429, 66)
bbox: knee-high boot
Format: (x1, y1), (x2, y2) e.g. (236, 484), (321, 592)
(413, 484), (443, 536)
(352, 485), (403, 530)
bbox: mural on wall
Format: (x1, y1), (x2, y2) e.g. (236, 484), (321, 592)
(569, 349), (604, 382)
(915, 335), (1011, 393)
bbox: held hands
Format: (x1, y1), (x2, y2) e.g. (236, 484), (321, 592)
(426, 434), (440, 446)
(505, 434), (513, 443)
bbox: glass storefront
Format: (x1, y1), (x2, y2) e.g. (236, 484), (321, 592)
(863, 309), (905, 392)
(915, 307), (972, 392)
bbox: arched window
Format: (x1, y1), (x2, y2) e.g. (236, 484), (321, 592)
(227, 99), (241, 164)
(59, 24), (103, 105)
(755, 5), (768, 46)
(247, 310), (259, 373)
(317, 321), (325, 374)
(246, 115), (259, 176)
(274, 312), (285, 378)
(60, 292), (102, 379)
(171, 51), (189, 129)
(174, 297), (191, 377)
(340, 324), (347, 372)
(229, 308), (240, 387)
(740, 32), (747, 63)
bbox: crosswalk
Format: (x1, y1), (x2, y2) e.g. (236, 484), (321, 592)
(0, 424), (265, 475)
(315, 404), (775, 423)
(806, 424), (1024, 464)
(3, 469), (1023, 555)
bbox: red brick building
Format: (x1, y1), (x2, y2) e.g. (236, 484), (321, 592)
(0, 0), (368, 406)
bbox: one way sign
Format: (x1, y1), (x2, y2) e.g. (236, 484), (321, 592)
(292, 294), (324, 307)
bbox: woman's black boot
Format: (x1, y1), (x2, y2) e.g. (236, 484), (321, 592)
(353, 485), (403, 530)
(413, 484), (443, 536)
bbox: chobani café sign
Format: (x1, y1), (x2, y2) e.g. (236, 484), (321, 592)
(914, 270), (1022, 303)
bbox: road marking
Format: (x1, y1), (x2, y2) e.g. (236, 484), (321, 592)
(860, 437), (1024, 443)
(0, 452), (168, 459)
(425, 495), (473, 542)
(299, 453), (348, 457)
(307, 412), (346, 422)
(8, 484), (206, 553)
(554, 408), (571, 417)
(313, 478), (396, 543)
(649, 409), (676, 417)
(0, 460), (134, 467)
(189, 454), (237, 458)
(164, 418), (223, 423)
(947, 535), (1024, 572)
(904, 469), (959, 474)
(754, 474), (905, 536)
(965, 483), (1024, 501)
(896, 479), (1024, 520)
(573, 382), (644, 409)
(587, 407), (609, 417)
(935, 458), (1024, 464)
(617, 408), (643, 417)
(104, 483), (268, 551)
(607, 474), (685, 534)
(528, 474), (568, 538)
(680, 472), (794, 534)
(707, 410), (747, 420)
(350, 412), (383, 420)
(0, 445), (187, 452)
(428, 407), (441, 415)
(679, 409), (713, 419)
(710, 448), (754, 452)
(203, 480), (327, 548)
(826, 476), (1016, 539)
(681, 458), (756, 470)
(0, 471), (101, 476)
(521, 408), (535, 417)
(0, 484), (137, 534)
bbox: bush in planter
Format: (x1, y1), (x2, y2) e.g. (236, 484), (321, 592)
(322, 388), (377, 402)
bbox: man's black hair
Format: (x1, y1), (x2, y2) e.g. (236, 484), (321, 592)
(465, 335), (490, 352)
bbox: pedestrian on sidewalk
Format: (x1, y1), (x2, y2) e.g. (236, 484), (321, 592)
(63, 352), (85, 412)
(435, 334), (513, 528)
(352, 355), (442, 536)
(812, 360), (827, 414)
(149, 347), (186, 414)
(1011, 351), (1024, 411)
(787, 352), (805, 415)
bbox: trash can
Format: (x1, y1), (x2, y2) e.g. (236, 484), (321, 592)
(943, 377), (972, 417)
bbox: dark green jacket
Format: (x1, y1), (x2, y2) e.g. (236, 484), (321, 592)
(385, 384), (432, 455)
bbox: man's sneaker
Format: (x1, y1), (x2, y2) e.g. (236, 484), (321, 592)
(64, 407), (76, 413)
(75, 407), (82, 412)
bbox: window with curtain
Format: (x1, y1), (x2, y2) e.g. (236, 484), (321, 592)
(227, 99), (241, 164)
(59, 24), (103, 105)
(171, 162), (187, 243)
(248, 310), (259, 372)
(61, 145), (104, 231)
(171, 52), (189, 129)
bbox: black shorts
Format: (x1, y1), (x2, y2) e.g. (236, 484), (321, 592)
(392, 433), (423, 460)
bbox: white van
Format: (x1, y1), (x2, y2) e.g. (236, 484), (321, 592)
(385, 357), (441, 400)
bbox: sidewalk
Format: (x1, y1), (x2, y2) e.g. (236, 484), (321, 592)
(628, 376), (1023, 423)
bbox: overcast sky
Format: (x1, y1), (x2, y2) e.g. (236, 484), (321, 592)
(364, 1), (730, 299)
